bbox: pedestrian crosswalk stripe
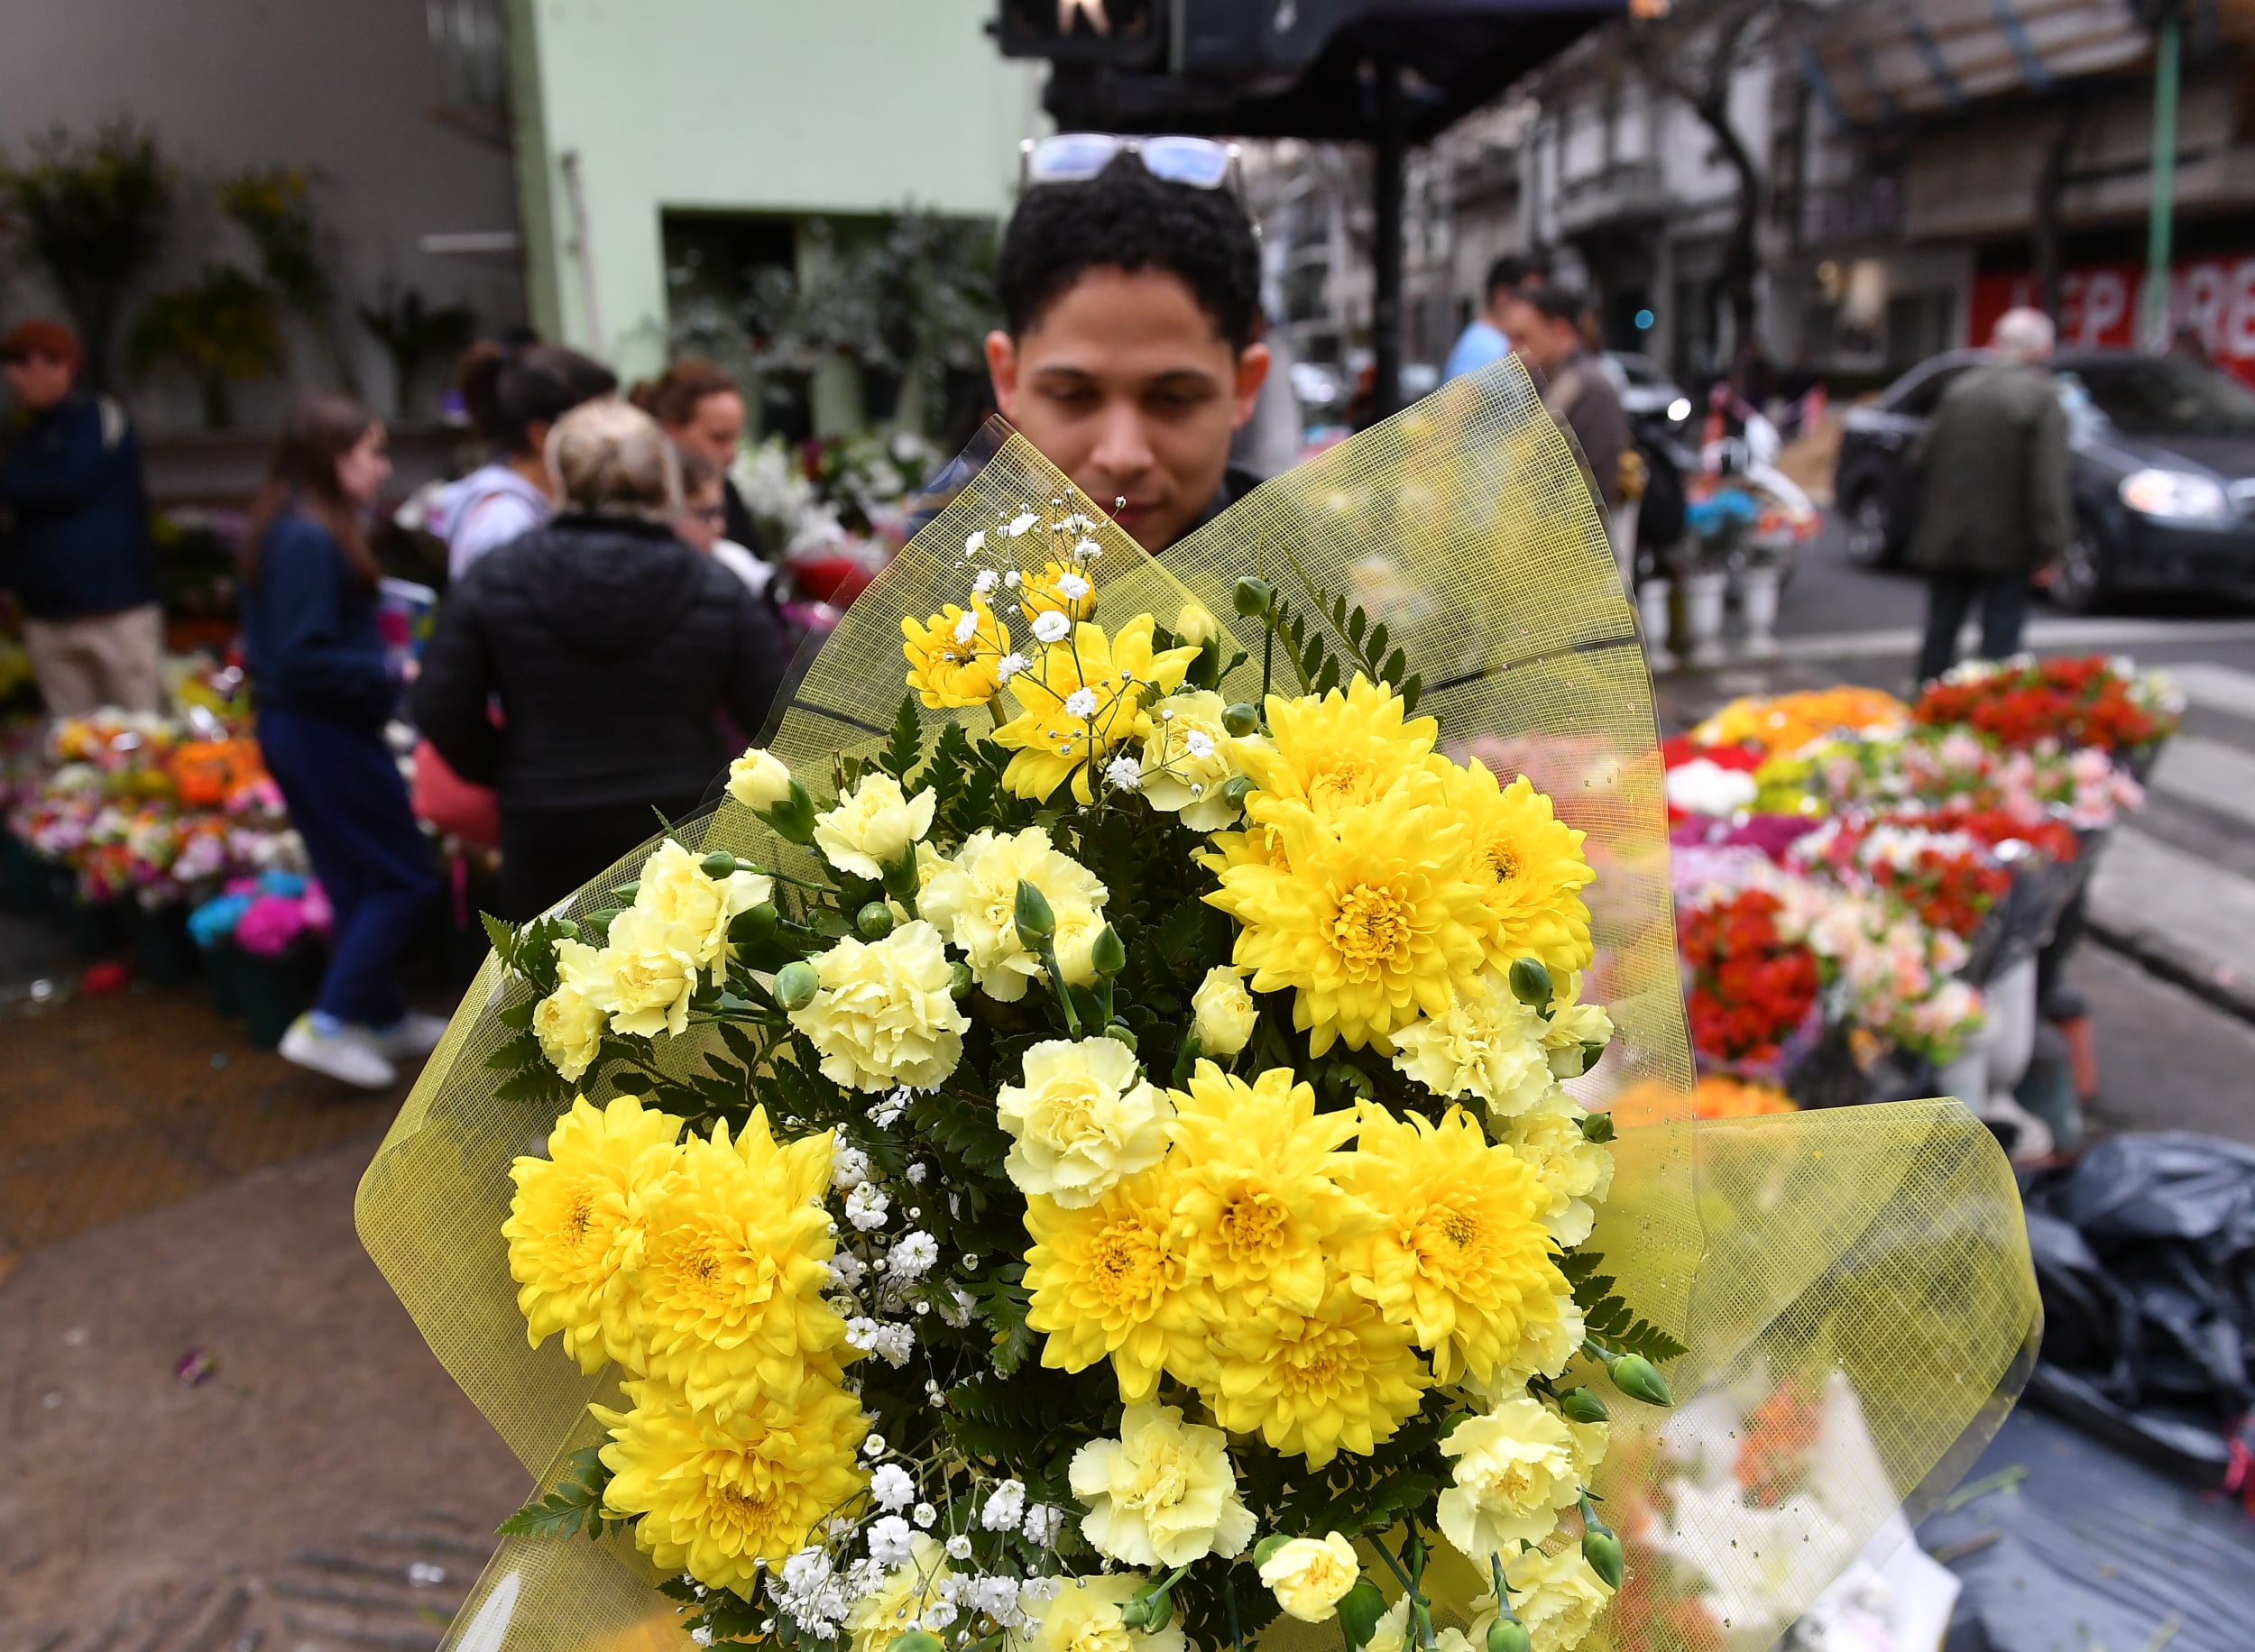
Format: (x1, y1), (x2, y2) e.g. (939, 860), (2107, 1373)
(2151, 734), (2255, 831)
(2088, 825), (2255, 996)
(2160, 661), (2255, 724)
(1772, 618), (2255, 663)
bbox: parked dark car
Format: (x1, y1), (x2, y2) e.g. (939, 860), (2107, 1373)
(1834, 348), (2255, 610)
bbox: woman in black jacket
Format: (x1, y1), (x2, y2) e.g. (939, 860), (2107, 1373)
(242, 393), (443, 1088)
(413, 399), (788, 920)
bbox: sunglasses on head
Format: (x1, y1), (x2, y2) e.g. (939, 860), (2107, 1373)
(1019, 133), (1250, 209)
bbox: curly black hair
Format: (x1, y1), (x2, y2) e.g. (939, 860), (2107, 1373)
(997, 154), (1261, 353)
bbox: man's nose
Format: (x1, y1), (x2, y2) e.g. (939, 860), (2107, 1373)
(1086, 404), (1155, 485)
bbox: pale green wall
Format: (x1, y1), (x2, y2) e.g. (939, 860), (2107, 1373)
(509, 0), (1043, 379)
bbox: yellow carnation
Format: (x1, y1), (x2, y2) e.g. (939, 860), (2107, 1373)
(1024, 1168), (1212, 1403)
(1339, 1105), (1563, 1388)
(635, 1109), (848, 1415)
(599, 906), (701, 1039)
(1443, 760), (1596, 977)
(1174, 601), (1220, 647)
(503, 1094), (682, 1372)
(848, 1534), (953, 1652)
(1206, 785), (1491, 1053)
(1165, 1062), (1374, 1314)
(1491, 1546), (1615, 1652)
(1138, 690), (1256, 831)
(1541, 973), (1615, 1079)
(1499, 1092), (1616, 1247)
(1069, 1400), (1256, 1566)
(1205, 1280), (1430, 1464)
(1189, 965), (1257, 1057)
(991, 616), (1200, 803)
(633, 838), (772, 968)
(533, 938), (610, 1081)
(1022, 1574), (1187, 1652)
(1387, 969), (1559, 1118)
(1258, 1533), (1361, 1622)
(904, 600), (1012, 709)
(1437, 1397), (1584, 1557)
(998, 1035), (1174, 1207)
(814, 772), (937, 881)
(1237, 675), (1440, 826)
(1018, 559), (1099, 625)
(788, 920), (969, 1093)
(596, 1375), (869, 1594)
(920, 825), (1108, 1002)
(1480, 1288), (1587, 1399)
(728, 746), (794, 810)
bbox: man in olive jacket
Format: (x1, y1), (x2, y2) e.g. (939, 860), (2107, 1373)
(1910, 307), (2073, 684)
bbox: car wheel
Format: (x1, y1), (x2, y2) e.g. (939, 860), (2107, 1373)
(1844, 491), (1896, 568)
(2050, 527), (2111, 613)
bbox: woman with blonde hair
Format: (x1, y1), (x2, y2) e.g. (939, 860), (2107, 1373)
(412, 399), (787, 917)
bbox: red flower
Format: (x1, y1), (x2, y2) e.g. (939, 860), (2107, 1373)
(1680, 891), (1819, 1066)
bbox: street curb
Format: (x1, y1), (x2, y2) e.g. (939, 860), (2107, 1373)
(2087, 922), (2255, 1027)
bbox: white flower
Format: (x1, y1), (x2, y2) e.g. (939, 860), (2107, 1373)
(1107, 754), (1144, 791)
(1056, 573), (1091, 601)
(692, 1628), (714, 1647)
(1063, 687), (1099, 720)
(845, 1182), (891, 1231)
(973, 568), (999, 595)
(782, 1547), (832, 1595)
(888, 1231), (939, 1280)
(871, 1087), (912, 1128)
(1005, 570), (1022, 587)
(996, 651), (1030, 683)
(953, 610), (980, 645)
(1032, 610), (1072, 645)
(913, 1502), (938, 1528)
(945, 1534), (974, 1560)
(868, 1516), (916, 1565)
(1183, 730), (1215, 760)
(981, 1478), (1027, 1531)
(863, 1433), (888, 1457)
(827, 1251), (868, 1289)
(966, 530), (987, 555)
(922, 1602), (959, 1630)
(832, 1143), (871, 1189)
(906, 1161), (928, 1184)
(1008, 511), (1040, 535)
(1022, 1503), (1065, 1545)
(871, 1464), (916, 1510)
(1073, 538), (1101, 560)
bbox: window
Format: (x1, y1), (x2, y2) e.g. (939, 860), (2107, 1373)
(1892, 363), (1969, 419)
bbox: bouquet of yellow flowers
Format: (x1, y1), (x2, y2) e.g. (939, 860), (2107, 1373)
(360, 368), (2039, 1652)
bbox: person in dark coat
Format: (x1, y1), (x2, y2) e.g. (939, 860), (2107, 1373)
(413, 399), (787, 921)
(631, 358), (769, 558)
(241, 393), (444, 1089)
(0, 318), (163, 714)
(1911, 307), (2074, 684)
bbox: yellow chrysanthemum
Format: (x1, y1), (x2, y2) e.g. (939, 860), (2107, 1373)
(1204, 1278), (1430, 1465)
(636, 1109), (849, 1416)
(1196, 820), (1293, 879)
(1017, 559), (1099, 625)
(1238, 675), (1440, 826)
(1164, 1062), (1375, 1314)
(848, 1535), (953, 1652)
(1340, 1105), (1565, 1388)
(503, 1094), (683, 1373)
(992, 616), (1200, 803)
(1442, 759), (1596, 977)
(903, 601), (1011, 709)
(1023, 1166), (1213, 1402)
(597, 1375), (870, 1594)
(1206, 787), (1491, 1053)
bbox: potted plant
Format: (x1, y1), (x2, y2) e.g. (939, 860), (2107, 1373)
(126, 264), (285, 428)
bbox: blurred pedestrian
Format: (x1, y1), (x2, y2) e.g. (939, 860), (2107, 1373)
(676, 448), (771, 598)
(987, 145), (1268, 551)
(0, 318), (163, 715)
(1910, 307), (2071, 684)
(241, 393), (444, 1089)
(1229, 311), (1303, 480)
(632, 359), (767, 556)
(1444, 253), (1550, 384)
(428, 341), (616, 579)
(1505, 285), (1630, 510)
(413, 400), (787, 920)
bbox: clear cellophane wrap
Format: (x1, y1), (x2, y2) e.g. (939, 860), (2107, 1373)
(358, 360), (2038, 1652)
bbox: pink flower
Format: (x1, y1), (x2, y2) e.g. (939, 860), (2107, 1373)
(233, 895), (308, 957)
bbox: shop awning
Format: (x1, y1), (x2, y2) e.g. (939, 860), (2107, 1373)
(1802, 0), (2151, 128)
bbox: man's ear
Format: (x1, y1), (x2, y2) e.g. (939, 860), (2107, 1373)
(1229, 342), (1272, 431)
(985, 330), (1021, 422)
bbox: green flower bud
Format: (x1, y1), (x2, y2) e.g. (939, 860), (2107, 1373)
(700, 849), (740, 879)
(1233, 575), (1275, 618)
(1221, 775), (1256, 805)
(1119, 1588), (1172, 1632)
(1608, 1353), (1674, 1408)
(1578, 1038), (1609, 1077)
(856, 902), (896, 941)
(881, 846), (923, 903)
(1091, 923), (1128, 978)
(1558, 1386), (1609, 1425)
(1337, 1579), (1388, 1652)
(1253, 1533), (1295, 1567)
(767, 778), (818, 844)
(1581, 1527), (1625, 1591)
(1507, 956), (1554, 1009)
(730, 903), (781, 946)
(1222, 701), (1262, 737)
(1486, 1620), (1532, 1652)
(949, 959), (975, 998)
(1105, 1021), (1138, 1050)
(890, 1632), (943, 1652)
(1579, 1108), (1616, 1143)
(1014, 878), (1056, 947)
(773, 959), (820, 1012)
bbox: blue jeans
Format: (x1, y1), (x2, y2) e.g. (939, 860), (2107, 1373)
(1919, 571), (2032, 686)
(256, 709), (437, 1026)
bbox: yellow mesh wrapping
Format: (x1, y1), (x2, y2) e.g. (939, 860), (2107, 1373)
(357, 359), (2038, 1652)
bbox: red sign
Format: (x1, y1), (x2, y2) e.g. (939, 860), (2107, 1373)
(1968, 257), (2255, 388)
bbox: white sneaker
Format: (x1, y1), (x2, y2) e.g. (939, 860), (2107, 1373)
(370, 1009), (451, 1062)
(279, 1014), (399, 1089)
